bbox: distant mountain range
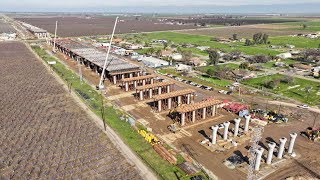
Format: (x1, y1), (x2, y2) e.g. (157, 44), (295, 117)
(2, 3), (320, 14)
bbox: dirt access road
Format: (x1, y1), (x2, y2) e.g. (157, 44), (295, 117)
(27, 42), (157, 180)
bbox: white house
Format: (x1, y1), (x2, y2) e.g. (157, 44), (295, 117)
(141, 57), (169, 68)
(170, 53), (183, 61)
(196, 46), (210, 51)
(175, 64), (192, 72)
(276, 53), (292, 59)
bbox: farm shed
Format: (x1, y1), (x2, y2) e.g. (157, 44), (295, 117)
(141, 57), (169, 68)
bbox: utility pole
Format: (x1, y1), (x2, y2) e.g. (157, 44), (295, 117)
(98, 17), (119, 89)
(77, 57), (83, 84)
(100, 91), (106, 131)
(53, 21), (58, 52)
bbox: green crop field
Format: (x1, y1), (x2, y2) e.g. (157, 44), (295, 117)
(126, 32), (280, 56)
(280, 20), (320, 31)
(242, 74), (320, 105)
(268, 36), (320, 48)
(197, 63), (240, 73)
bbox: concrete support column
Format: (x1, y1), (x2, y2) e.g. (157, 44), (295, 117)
(202, 107), (206, 119)
(213, 105), (216, 116)
(113, 76), (117, 85)
(149, 89), (153, 98)
(129, 73), (133, 78)
(244, 114), (251, 132)
(181, 113), (185, 126)
(137, 72), (140, 77)
(192, 110), (196, 123)
(151, 78), (154, 84)
(266, 142), (276, 164)
(158, 100), (162, 112)
(211, 125), (219, 144)
(125, 82), (129, 92)
(234, 118), (241, 137)
(177, 96), (181, 105)
(134, 81), (137, 88)
(223, 121), (231, 141)
(288, 133), (297, 154)
(142, 79), (146, 86)
(158, 87), (162, 95)
(121, 74), (125, 79)
(140, 91), (143, 101)
(167, 85), (170, 93)
(187, 94), (191, 104)
(168, 98), (172, 109)
(255, 148), (265, 171)
(277, 137), (287, 159)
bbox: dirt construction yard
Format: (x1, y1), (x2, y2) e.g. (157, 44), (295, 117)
(49, 41), (320, 180)
(0, 42), (142, 179)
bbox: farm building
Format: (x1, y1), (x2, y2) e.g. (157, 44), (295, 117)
(276, 53), (292, 59)
(141, 57), (169, 68)
(49, 39), (141, 84)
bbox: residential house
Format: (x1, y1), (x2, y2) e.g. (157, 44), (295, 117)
(276, 52), (292, 59)
(175, 64), (192, 72)
(170, 53), (183, 61)
(285, 44), (295, 49)
(196, 46), (210, 51)
(190, 57), (207, 67)
(160, 50), (173, 57)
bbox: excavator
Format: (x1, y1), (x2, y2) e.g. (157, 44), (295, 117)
(301, 127), (320, 141)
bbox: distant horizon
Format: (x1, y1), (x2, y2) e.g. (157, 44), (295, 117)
(1, 2), (320, 14)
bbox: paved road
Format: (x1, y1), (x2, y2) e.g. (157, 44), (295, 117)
(269, 101), (320, 114)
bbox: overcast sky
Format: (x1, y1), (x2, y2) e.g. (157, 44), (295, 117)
(2, 0), (320, 8)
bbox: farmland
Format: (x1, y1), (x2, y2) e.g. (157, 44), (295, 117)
(176, 24), (314, 39)
(0, 42), (141, 179)
(127, 32), (280, 56)
(0, 18), (15, 33)
(242, 74), (320, 105)
(15, 16), (197, 37)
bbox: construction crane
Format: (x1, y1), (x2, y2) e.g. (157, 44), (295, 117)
(98, 17), (118, 90)
(247, 126), (263, 180)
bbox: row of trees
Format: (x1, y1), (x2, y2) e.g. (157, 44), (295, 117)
(263, 75), (294, 89)
(245, 33), (269, 46)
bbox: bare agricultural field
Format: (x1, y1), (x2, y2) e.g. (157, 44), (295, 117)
(0, 18), (15, 33)
(176, 24), (313, 38)
(0, 42), (141, 179)
(15, 16), (197, 37)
